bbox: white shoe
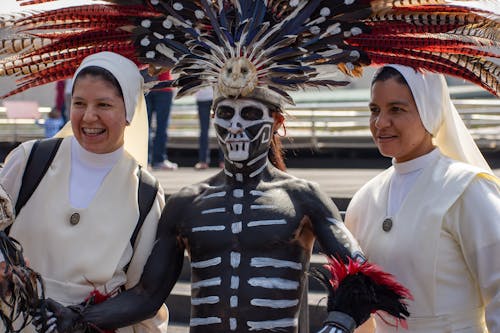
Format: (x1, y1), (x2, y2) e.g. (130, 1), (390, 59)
(152, 160), (178, 170)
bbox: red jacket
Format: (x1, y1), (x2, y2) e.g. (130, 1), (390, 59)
(157, 71), (174, 92)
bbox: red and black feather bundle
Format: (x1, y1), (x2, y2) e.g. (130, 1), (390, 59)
(311, 255), (413, 328)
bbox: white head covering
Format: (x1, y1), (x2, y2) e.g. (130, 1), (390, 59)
(385, 64), (492, 173)
(56, 52), (148, 166)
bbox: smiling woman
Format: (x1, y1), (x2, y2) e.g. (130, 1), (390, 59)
(368, 68), (435, 163)
(70, 67), (127, 155)
(346, 65), (500, 333)
(0, 52), (168, 333)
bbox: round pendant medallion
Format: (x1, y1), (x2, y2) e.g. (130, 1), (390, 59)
(70, 212), (80, 225)
(382, 218), (393, 232)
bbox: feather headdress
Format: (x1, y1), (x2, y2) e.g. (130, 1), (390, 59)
(0, 0), (499, 106)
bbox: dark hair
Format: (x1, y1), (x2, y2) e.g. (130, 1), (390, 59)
(73, 66), (123, 97)
(270, 112), (286, 171)
(371, 66), (410, 88)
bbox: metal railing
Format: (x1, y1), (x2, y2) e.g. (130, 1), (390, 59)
(166, 99), (500, 151)
(0, 99), (499, 150)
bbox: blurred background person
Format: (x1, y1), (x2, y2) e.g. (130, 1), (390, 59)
(38, 107), (64, 138)
(143, 70), (177, 170)
(63, 78), (73, 122)
(55, 80), (68, 124)
(194, 87), (224, 170)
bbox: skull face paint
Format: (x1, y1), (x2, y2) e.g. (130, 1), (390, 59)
(214, 99), (274, 162)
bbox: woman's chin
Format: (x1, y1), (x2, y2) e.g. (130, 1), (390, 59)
(377, 145), (398, 159)
(79, 138), (106, 154)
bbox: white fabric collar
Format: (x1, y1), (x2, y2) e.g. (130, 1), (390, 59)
(392, 148), (439, 175)
(70, 137), (122, 209)
(71, 137), (123, 169)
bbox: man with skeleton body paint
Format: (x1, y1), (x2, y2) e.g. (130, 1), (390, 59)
(33, 3), (411, 331)
(155, 96), (366, 332)
(41, 93), (410, 333)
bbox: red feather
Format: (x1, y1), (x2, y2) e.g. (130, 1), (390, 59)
(312, 255), (413, 329)
(323, 256), (413, 302)
(84, 289), (116, 333)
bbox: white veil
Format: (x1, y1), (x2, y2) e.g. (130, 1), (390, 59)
(56, 52), (149, 167)
(386, 64), (492, 173)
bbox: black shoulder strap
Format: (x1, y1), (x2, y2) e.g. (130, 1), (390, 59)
(15, 138), (63, 215)
(130, 166), (159, 248)
(124, 166), (159, 273)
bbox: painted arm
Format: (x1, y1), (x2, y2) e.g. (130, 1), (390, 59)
(302, 181), (364, 263)
(301, 182), (410, 333)
(44, 195), (186, 332)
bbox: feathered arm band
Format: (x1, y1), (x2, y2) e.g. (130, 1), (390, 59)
(312, 255), (413, 333)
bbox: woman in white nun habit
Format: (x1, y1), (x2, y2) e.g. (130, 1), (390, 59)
(346, 65), (500, 333)
(0, 52), (168, 333)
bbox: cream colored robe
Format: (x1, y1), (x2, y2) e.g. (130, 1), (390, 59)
(346, 152), (500, 333)
(0, 138), (168, 333)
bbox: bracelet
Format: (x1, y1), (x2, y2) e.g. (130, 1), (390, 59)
(323, 311), (357, 333)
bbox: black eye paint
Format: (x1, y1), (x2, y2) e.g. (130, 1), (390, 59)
(216, 105), (235, 120)
(241, 107), (263, 121)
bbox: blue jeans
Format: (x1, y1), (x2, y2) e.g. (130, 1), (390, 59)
(197, 100), (223, 164)
(197, 100), (212, 163)
(145, 90), (174, 165)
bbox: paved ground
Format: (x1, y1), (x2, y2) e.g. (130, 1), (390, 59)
(151, 166), (500, 198)
(151, 167), (381, 198)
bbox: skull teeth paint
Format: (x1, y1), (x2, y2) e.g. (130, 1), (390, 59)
(226, 133), (251, 161)
(214, 99), (273, 162)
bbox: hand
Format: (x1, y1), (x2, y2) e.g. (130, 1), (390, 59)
(34, 298), (84, 333)
(0, 256), (31, 298)
(32, 306), (57, 333)
(0, 260), (11, 279)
